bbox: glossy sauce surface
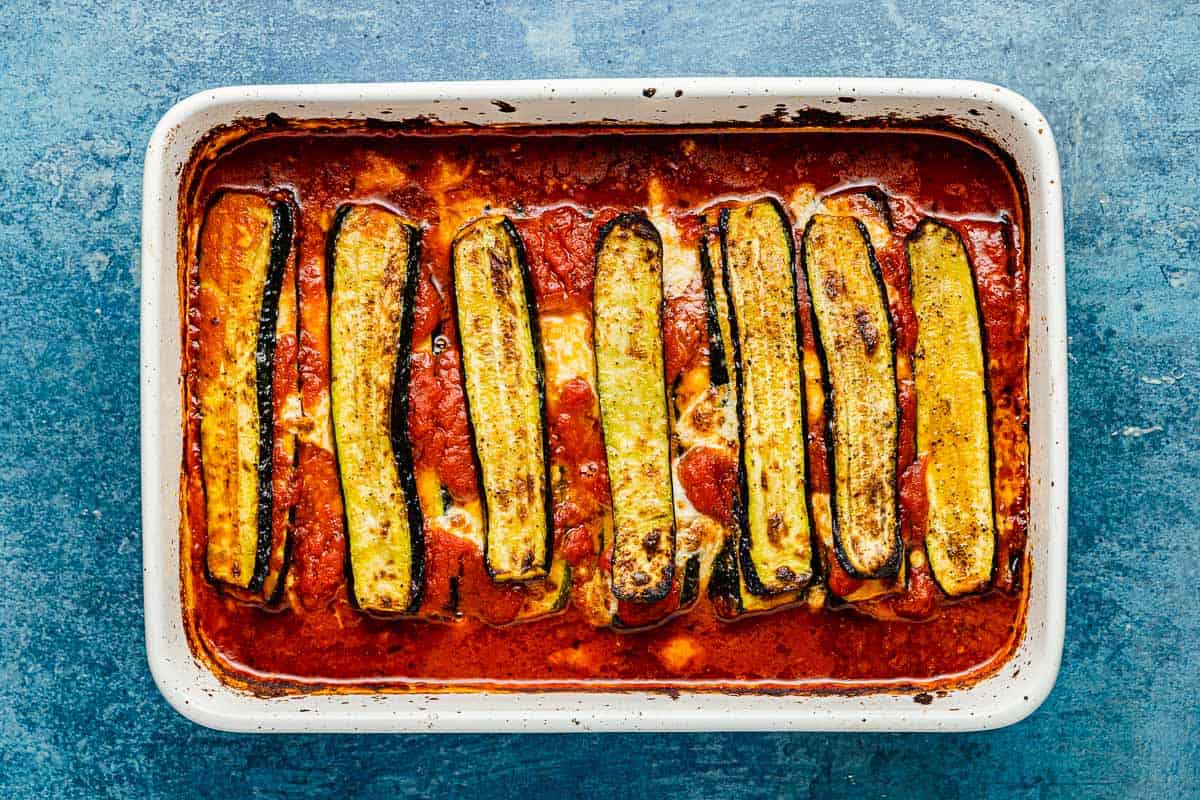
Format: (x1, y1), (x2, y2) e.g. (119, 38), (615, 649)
(183, 126), (1028, 691)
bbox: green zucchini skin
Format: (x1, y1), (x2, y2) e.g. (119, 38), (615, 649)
(388, 231), (425, 612)
(593, 213), (676, 603)
(328, 204), (425, 614)
(548, 562), (572, 613)
(906, 218), (997, 597)
(801, 214), (902, 580)
(698, 226), (729, 388)
(452, 216), (553, 583)
(678, 553), (701, 607)
(719, 199), (818, 597)
(246, 199), (292, 593)
(707, 536), (739, 616)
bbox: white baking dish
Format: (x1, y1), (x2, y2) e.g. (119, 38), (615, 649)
(141, 77), (1066, 732)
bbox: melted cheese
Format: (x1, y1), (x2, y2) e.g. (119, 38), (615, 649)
(785, 185), (820, 232)
(647, 178), (698, 296)
(539, 311), (594, 393)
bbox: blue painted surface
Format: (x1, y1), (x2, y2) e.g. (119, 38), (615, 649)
(0, 0), (1197, 797)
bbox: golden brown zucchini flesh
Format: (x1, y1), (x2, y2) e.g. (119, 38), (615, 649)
(196, 191), (293, 592)
(452, 216), (551, 582)
(802, 214), (901, 579)
(329, 205), (425, 613)
(720, 199), (815, 595)
(594, 214), (676, 602)
(907, 219), (996, 596)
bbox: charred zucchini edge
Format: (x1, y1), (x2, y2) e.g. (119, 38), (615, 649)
(251, 200), (294, 593)
(259, 215), (300, 606)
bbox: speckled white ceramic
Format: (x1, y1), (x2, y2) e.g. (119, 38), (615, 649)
(141, 78), (1066, 732)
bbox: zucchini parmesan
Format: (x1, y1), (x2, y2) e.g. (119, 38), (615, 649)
(182, 124), (1031, 691)
(452, 216), (552, 582)
(196, 191), (295, 598)
(719, 199), (816, 595)
(802, 214), (901, 579)
(907, 219), (996, 596)
(593, 214), (676, 602)
(328, 204), (424, 613)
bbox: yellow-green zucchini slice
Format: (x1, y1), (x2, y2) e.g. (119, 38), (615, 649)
(196, 191), (293, 593)
(802, 214), (902, 579)
(719, 199), (816, 595)
(907, 219), (996, 596)
(593, 214), (676, 602)
(700, 223), (803, 616)
(452, 216), (552, 582)
(329, 204), (425, 613)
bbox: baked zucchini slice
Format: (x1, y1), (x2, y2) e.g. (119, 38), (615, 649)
(719, 199), (816, 595)
(594, 214), (676, 602)
(907, 219), (996, 596)
(329, 205), (425, 613)
(699, 223), (802, 617)
(196, 191), (293, 593)
(802, 214), (901, 579)
(452, 216), (552, 582)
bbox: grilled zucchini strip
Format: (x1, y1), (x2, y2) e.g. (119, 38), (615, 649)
(452, 216), (551, 582)
(803, 215), (901, 579)
(594, 214), (676, 602)
(907, 219), (996, 596)
(329, 205), (424, 613)
(720, 199), (815, 595)
(197, 192), (292, 591)
(700, 225), (802, 616)
(805, 190), (906, 602)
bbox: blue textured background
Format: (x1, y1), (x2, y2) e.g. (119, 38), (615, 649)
(1, 1), (1197, 797)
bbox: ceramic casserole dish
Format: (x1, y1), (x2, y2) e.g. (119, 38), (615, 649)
(141, 77), (1066, 732)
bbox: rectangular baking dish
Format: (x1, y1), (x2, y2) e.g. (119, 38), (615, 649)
(141, 77), (1067, 732)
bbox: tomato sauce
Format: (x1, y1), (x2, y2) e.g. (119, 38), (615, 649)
(182, 125), (1028, 692)
(678, 447), (738, 528)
